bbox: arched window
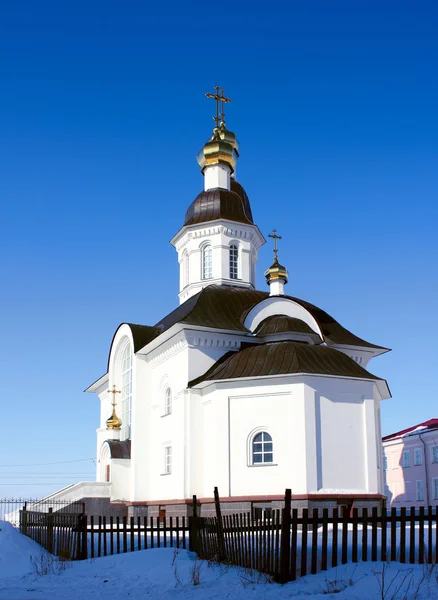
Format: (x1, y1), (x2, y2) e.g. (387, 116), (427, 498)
(164, 387), (172, 415)
(229, 244), (238, 279)
(252, 432), (273, 464)
(202, 244), (213, 279)
(186, 252), (190, 286)
(120, 343), (132, 439)
(182, 250), (189, 288)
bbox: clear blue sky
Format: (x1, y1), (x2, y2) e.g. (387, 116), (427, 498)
(1, 1), (437, 498)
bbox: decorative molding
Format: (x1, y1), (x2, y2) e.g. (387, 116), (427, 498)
(187, 336), (241, 350)
(175, 223), (263, 252)
(148, 338), (189, 368)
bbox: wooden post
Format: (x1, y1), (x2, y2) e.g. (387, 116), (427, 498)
(214, 487), (226, 561)
(46, 508), (54, 555)
(277, 488), (292, 583)
(77, 513), (88, 560)
(189, 494), (201, 555)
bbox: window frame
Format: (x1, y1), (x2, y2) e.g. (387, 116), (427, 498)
(251, 431), (274, 466)
(433, 478), (438, 500)
(164, 387), (172, 416)
(202, 244), (213, 280)
(164, 445), (172, 475)
(229, 243), (239, 280)
(416, 480), (425, 502)
(402, 450), (411, 468)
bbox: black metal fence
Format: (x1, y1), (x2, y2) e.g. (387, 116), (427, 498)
(1, 497), (83, 527)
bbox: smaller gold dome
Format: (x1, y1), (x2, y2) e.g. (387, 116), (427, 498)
(106, 409), (122, 430)
(264, 256), (288, 284)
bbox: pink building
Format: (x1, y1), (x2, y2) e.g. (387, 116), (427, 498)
(383, 419), (438, 507)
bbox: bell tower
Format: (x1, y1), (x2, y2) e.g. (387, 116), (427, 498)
(170, 87), (265, 304)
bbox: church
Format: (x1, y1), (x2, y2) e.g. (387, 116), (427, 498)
(85, 88), (391, 518)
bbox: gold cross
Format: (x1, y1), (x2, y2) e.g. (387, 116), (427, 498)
(107, 385), (121, 408)
(268, 229), (282, 258)
(206, 86), (231, 128)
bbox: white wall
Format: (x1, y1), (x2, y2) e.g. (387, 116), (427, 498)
(99, 322), (384, 504)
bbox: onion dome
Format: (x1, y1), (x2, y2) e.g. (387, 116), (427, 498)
(106, 385), (122, 431)
(106, 409), (122, 431)
(254, 315), (315, 336)
(196, 124), (239, 174)
(184, 181), (254, 226)
(264, 256), (288, 285)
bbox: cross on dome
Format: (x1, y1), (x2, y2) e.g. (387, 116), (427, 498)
(206, 86), (231, 131)
(268, 229), (282, 260)
(106, 385), (122, 430)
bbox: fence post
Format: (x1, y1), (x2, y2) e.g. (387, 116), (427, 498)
(277, 488), (292, 584)
(79, 513), (88, 560)
(20, 502), (27, 535)
(46, 507), (54, 555)
(189, 495), (201, 555)
(214, 487), (226, 561)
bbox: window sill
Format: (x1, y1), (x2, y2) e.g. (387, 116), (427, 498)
(248, 463), (278, 468)
(160, 472), (172, 476)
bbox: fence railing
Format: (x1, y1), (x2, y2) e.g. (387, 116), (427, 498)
(15, 488), (438, 581)
(2, 497), (84, 527)
(87, 515), (189, 558)
(20, 507), (87, 560)
(191, 488), (438, 583)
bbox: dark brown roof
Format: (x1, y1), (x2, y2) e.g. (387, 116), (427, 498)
(254, 315), (316, 336)
(183, 179), (254, 226)
(107, 324), (161, 370)
(189, 341), (383, 387)
(106, 439), (131, 459)
(155, 285), (388, 350)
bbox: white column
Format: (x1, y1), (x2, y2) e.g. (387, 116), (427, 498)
(204, 164), (231, 191)
(269, 279), (286, 296)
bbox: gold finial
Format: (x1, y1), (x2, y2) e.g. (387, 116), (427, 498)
(268, 229), (282, 261)
(206, 86), (231, 134)
(106, 385), (122, 430)
(265, 229), (288, 285)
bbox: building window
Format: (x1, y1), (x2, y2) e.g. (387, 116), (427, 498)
(105, 464), (111, 483)
(202, 245), (213, 279)
(402, 450), (411, 468)
(121, 343), (132, 440)
(182, 250), (189, 288)
(434, 478), (438, 500)
(415, 448), (423, 466)
(383, 455), (388, 470)
(431, 446), (438, 464)
(252, 432), (273, 464)
(416, 480), (425, 502)
(229, 244), (238, 279)
(164, 388), (172, 415)
(164, 446), (172, 474)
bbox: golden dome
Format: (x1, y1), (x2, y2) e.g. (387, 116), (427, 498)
(106, 385), (122, 430)
(196, 127), (239, 174)
(264, 256), (288, 284)
(106, 408), (122, 430)
(198, 87), (239, 174)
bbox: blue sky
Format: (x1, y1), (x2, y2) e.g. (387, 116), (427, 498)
(1, 1), (437, 497)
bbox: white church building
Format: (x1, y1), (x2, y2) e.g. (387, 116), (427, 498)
(84, 89), (391, 518)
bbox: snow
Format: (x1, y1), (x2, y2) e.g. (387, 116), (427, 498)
(2, 520), (438, 599)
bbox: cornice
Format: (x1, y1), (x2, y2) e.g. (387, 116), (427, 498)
(174, 223), (264, 252)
